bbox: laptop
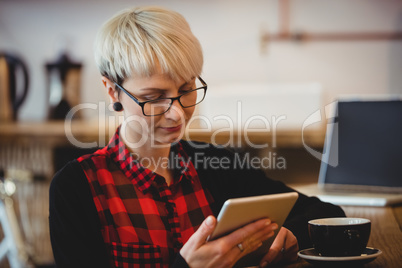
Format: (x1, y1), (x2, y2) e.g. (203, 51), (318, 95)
(295, 98), (402, 206)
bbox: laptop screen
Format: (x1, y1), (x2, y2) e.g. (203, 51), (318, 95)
(319, 100), (402, 190)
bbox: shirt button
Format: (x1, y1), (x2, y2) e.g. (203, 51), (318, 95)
(166, 204), (174, 215)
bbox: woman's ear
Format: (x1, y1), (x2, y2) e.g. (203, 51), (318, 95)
(101, 76), (119, 102)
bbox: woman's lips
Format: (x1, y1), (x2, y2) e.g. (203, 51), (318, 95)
(160, 124), (183, 132)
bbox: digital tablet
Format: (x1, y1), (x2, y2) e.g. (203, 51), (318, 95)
(207, 192), (299, 268)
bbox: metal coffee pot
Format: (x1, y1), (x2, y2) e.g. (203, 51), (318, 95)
(46, 52), (82, 120)
(0, 52), (29, 121)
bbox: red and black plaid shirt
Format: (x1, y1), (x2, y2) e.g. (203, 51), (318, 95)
(77, 128), (214, 267)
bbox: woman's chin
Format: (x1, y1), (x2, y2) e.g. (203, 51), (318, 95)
(154, 127), (185, 144)
(158, 132), (184, 145)
(160, 135), (182, 145)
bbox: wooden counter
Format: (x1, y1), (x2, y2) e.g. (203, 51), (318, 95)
(0, 120), (325, 148)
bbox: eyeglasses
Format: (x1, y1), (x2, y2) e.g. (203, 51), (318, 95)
(114, 76), (207, 116)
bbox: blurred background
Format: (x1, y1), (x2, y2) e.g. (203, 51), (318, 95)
(1, 0), (402, 121)
(0, 0), (401, 267)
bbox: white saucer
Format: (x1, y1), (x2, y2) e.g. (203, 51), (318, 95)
(298, 247), (382, 266)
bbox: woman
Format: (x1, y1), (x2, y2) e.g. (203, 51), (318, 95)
(49, 6), (345, 268)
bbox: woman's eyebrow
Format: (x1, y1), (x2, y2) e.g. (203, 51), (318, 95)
(179, 79), (196, 89)
(138, 87), (167, 93)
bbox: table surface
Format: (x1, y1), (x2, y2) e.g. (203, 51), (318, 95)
(281, 205), (402, 268)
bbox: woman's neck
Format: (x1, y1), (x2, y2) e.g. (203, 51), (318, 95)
(122, 134), (174, 185)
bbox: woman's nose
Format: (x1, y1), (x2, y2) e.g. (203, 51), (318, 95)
(164, 99), (184, 121)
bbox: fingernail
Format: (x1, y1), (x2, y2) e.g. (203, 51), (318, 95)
(265, 220), (271, 225)
(272, 223), (278, 230)
(260, 261), (268, 267)
(206, 216), (214, 226)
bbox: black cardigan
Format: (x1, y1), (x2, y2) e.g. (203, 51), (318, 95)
(49, 141), (345, 268)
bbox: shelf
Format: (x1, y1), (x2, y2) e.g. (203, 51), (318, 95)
(0, 120), (325, 148)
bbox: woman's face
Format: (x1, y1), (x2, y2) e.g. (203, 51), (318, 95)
(117, 73), (196, 148)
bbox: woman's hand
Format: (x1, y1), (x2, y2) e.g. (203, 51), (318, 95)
(259, 227), (299, 267)
(180, 216), (278, 268)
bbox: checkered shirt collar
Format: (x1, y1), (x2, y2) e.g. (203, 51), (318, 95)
(105, 127), (195, 193)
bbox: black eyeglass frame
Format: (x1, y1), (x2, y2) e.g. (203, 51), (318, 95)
(114, 76), (207, 116)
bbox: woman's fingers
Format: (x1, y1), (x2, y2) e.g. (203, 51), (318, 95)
(224, 218), (275, 247)
(259, 227), (299, 267)
(259, 227), (286, 267)
(283, 232), (299, 262)
(239, 222), (278, 253)
(218, 218), (278, 265)
(181, 217), (281, 268)
(181, 216), (216, 255)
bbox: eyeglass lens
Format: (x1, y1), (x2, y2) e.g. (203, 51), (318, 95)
(143, 88), (205, 115)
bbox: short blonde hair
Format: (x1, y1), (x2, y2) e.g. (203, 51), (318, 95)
(94, 6), (203, 84)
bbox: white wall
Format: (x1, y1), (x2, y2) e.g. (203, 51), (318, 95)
(1, 0), (401, 121)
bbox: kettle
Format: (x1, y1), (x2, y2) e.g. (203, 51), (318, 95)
(0, 52), (29, 121)
(46, 52), (82, 120)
